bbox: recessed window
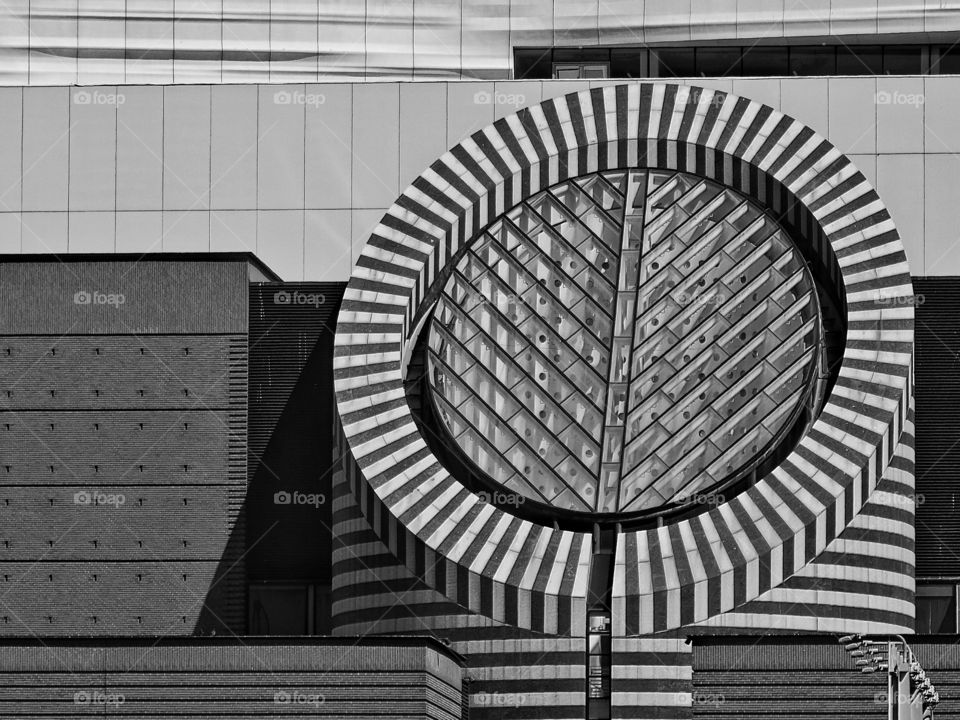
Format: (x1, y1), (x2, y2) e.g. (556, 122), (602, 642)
(742, 46), (789, 76)
(553, 62), (609, 79)
(916, 584), (957, 633)
(654, 49), (695, 78)
(790, 46), (836, 76)
(248, 585), (308, 635)
(837, 45), (883, 75)
(248, 583), (331, 635)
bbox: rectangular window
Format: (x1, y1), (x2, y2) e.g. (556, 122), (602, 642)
(515, 48), (553, 79)
(611, 48), (647, 78)
(553, 62), (610, 79)
(696, 47), (742, 77)
(654, 48), (696, 78)
(516, 43), (934, 80)
(883, 45), (922, 74)
(932, 45), (960, 73)
(916, 584), (957, 633)
(837, 46), (883, 75)
(742, 46), (789, 76)
(789, 46), (837, 76)
(249, 584), (309, 635)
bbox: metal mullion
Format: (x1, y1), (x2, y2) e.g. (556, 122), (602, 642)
(428, 361), (526, 462)
(702, 386), (803, 480)
(429, 376), (561, 508)
(523, 195), (620, 293)
(645, 173), (699, 214)
(765, 319), (818, 374)
(626, 255), (797, 417)
(632, 217), (778, 336)
(640, 198), (758, 287)
(550, 180), (628, 239)
(649, 192), (744, 258)
(433, 322), (522, 394)
(759, 343), (816, 400)
(500, 214), (615, 326)
(436, 341), (593, 502)
(600, 169), (647, 513)
(592, 171), (629, 202)
(484, 227), (615, 344)
(433, 295), (484, 347)
(623, 313), (818, 481)
(768, 295), (817, 340)
(455, 261), (610, 400)
(441, 292), (606, 440)
(620, 405), (717, 481)
(622, 328), (791, 479)
(631, 233), (790, 358)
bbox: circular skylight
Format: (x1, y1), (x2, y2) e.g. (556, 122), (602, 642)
(426, 169), (822, 516)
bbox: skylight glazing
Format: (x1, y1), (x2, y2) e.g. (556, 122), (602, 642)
(426, 170), (821, 515)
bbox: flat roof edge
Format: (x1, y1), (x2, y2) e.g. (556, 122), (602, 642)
(0, 252), (282, 281)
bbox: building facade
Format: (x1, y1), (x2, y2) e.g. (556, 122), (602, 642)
(0, 2), (956, 719)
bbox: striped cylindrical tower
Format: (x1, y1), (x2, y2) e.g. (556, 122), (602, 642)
(332, 83), (915, 720)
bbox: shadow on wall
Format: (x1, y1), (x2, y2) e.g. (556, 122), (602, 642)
(202, 283), (345, 636)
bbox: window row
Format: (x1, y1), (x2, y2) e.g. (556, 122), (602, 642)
(516, 44), (960, 80)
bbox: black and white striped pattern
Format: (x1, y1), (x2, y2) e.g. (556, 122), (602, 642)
(334, 82), (914, 636)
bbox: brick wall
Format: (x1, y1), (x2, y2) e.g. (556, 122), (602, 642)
(0, 256), (253, 636)
(0, 637), (464, 719)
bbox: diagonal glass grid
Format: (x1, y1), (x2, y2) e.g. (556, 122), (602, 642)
(426, 169), (822, 517)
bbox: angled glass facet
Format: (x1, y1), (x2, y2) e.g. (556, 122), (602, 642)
(427, 169), (822, 516)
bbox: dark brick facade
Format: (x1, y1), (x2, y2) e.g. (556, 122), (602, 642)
(0, 637), (464, 719)
(0, 256), (258, 636)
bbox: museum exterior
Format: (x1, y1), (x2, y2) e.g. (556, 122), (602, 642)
(0, 2), (957, 719)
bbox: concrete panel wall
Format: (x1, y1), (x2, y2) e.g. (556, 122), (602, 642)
(0, 77), (951, 279)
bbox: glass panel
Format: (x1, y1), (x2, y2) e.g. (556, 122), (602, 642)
(934, 46), (960, 74)
(515, 48), (552, 79)
(883, 45), (922, 74)
(655, 48), (696, 77)
(837, 46), (882, 75)
(249, 586), (308, 635)
(742, 47), (789, 76)
(696, 47), (742, 77)
(427, 169), (822, 515)
(611, 48), (646, 78)
(916, 586), (957, 633)
(789, 46), (837, 76)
